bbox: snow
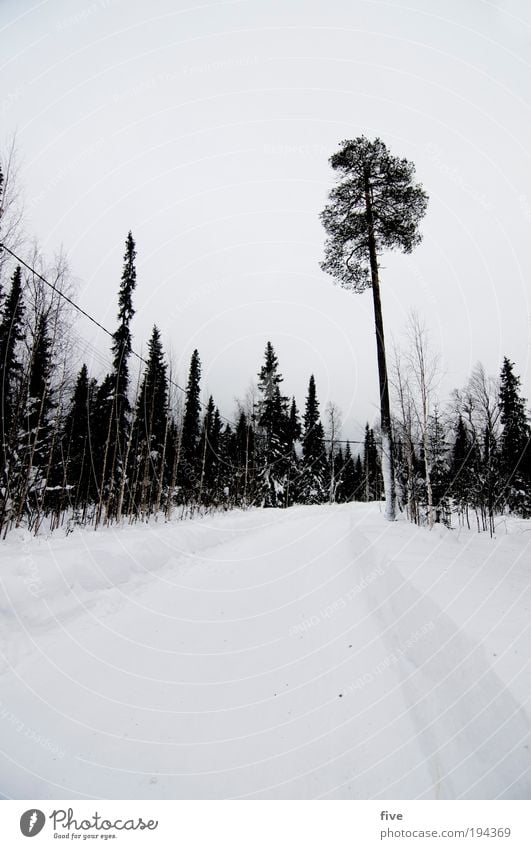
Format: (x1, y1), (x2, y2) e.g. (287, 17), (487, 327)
(0, 504), (529, 799)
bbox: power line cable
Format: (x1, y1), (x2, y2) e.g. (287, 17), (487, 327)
(0, 244), (379, 443)
(0, 243), (239, 425)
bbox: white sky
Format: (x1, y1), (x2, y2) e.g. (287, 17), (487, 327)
(2, 0), (531, 440)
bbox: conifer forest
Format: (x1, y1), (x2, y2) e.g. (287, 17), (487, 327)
(0, 136), (529, 538)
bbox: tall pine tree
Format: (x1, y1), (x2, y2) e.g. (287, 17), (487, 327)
(97, 232), (137, 522)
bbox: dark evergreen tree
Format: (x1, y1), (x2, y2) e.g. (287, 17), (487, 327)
(479, 422), (500, 535)
(299, 375), (328, 504)
(255, 342), (291, 507)
(60, 363), (93, 513)
(233, 410), (255, 505)
(334, 445), (345, 501)
(111, 231), (136, 425)
(256, 342), (283, 441)
(354, 454), (363, 499)
(15, 314), (54, 526)
(103, 231), (137, 519)
(288, 396), (301, 443)
(449, 414), (473, 523)
(205, 407), (223, 505)
(0, 265), (25, 525)
(198, 395), (218, 505)
(91, 373), (114, 502)
(363, 424), (381, 501)
(428, 409), (450, 525)
(178, 348), (202, 501)
(0, 266), (24, 480)
(133, 325), (169, 515)
(338, 442), (359, 502)
(498, 357), (530, 515)
(218, 422), (236, 507)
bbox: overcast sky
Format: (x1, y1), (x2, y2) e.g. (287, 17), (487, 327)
(2, 0), (531, 440)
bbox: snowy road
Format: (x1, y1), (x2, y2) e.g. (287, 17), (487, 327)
(0, 504), (530, 799)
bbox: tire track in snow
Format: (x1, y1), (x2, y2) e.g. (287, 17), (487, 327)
(353, 520), (531, 799)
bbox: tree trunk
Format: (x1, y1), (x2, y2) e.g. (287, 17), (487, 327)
(364, 172), (396, 520)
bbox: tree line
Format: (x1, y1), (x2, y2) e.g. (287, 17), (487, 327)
(0, 227), (384, 535)
(1, 138), (529, 537)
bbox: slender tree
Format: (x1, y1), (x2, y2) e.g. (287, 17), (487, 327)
(0, 267), (24, 468)
(0, 266), (25, 526)
(320, 137), (428, 520)
(106, 231), (137, 517)
(61, 363), (93, 514)
(132, 325), (169, 517)
(363, 424), (381, 501)
(255, 342), (291, 507)
(299, 375), (328, 504)
(498, 357), (530, 514)
(179, 348), (202, 501)
(15, 314), (54, 527)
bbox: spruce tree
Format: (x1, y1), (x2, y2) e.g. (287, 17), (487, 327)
(354, 454), (363, 499)
(299, 375), (328, 504)
(61, 363), (93, 513)
(133, 325), (169, 516)
(104, 231), (137, 518)
(179, 348), (202, 501)
(112, 231), (136, 423)
(91, 374), (113, 504)
(234, 410), (255, 505)
(15, 314), (54, 526)
(0, 266), (24, 475)
(334, 446), (345, 501)
(341, 442), (359, 502)
(0, 265), (25, 526)
(288, 396), (301, 443)
(428, 408), (450, 525)
(480, 422), (500, 535)
(363, 424), (381, 501)
(449, 414), (476, 527)
(498, 357), (530, 514)
(256, 342), (283, 440)
(255, 342), (291, 507)
(198, 395), (215, 505)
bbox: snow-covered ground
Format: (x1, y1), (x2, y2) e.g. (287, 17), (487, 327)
(0, 503), (529, 799)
